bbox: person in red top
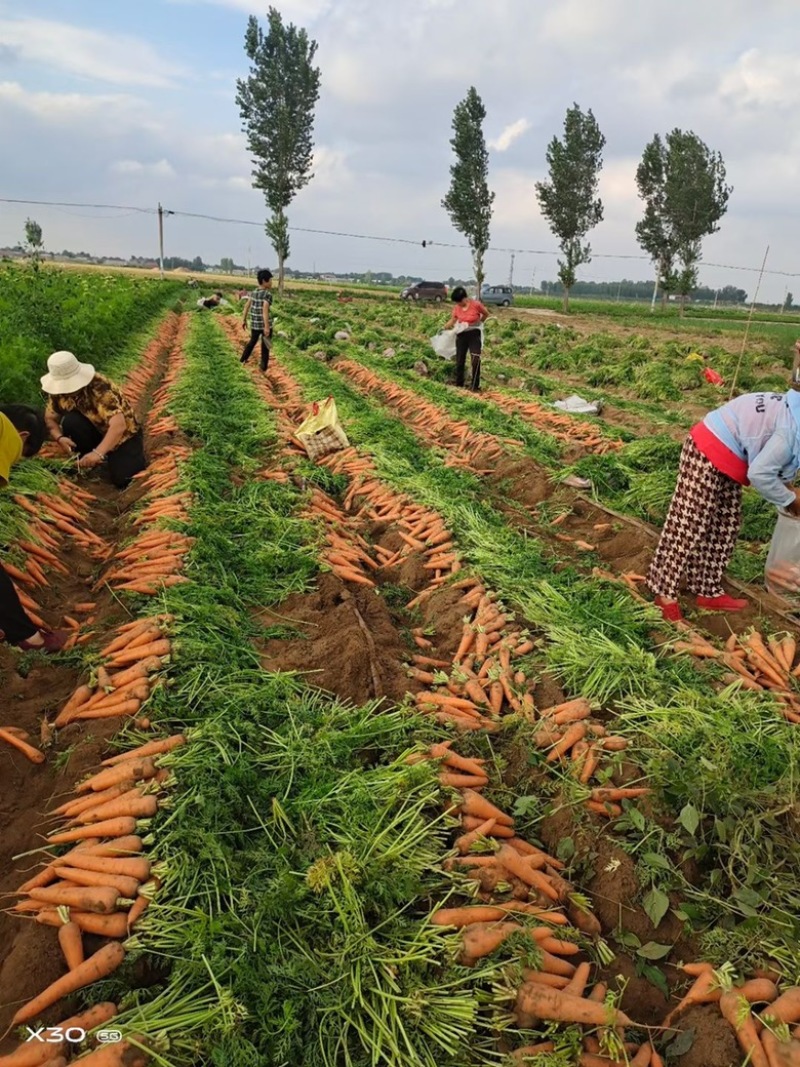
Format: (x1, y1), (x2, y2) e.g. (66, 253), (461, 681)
(443, 287), (489, 391)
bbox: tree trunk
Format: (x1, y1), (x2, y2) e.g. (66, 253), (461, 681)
(277, 252), (285, 294)
(679, 293), (686, 318)
(474, 252), (484, 299)
(562, 287), (570, 313)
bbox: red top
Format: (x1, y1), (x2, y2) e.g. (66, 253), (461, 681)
(690, 421), (749, 485)
(453, 299), (487, 325)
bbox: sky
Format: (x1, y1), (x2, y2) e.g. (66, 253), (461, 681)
(1, 0), (799, 300)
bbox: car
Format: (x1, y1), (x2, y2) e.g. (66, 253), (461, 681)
(481, 284), (514, 307)
(400, 281), (448, 302)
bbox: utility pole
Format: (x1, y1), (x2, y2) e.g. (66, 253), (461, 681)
(529, 269), (537, 296)
(157, 203), (173, 280)
(508, 253), (515, 289)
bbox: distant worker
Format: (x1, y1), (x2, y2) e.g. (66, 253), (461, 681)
(337, 290), (353, 304)
(443, 286), (489, 391)
(648, 367), (800, 622)
(197, 291), (224, 310)
(42, 351), (147, 489)
(240, 269), (274, 374)
(0, 405), (68, 652)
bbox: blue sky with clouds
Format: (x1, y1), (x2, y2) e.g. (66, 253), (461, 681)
(1, 0), (799, 299)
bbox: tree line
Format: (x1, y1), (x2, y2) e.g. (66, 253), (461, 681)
(538, 280), (749, 304)
(235, 7), (736, 313)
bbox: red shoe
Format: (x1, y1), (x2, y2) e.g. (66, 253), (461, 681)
(696, 594), (747, 613)
(655, 597), (684, 623)
(15, 630), (69, 653)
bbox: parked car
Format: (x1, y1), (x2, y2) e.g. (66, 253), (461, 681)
(400, 281), (448, 302)
(481, 284), (514, 307)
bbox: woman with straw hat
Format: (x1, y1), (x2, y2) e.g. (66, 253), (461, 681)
(42, 352), (147, 489)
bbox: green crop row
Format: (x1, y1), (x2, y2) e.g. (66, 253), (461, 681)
(0, 264), (183, 407)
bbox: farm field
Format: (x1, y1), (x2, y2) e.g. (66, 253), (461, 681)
(3, 274), (800, 1066)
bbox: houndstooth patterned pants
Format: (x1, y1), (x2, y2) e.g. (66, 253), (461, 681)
(647, 435), (743, 599)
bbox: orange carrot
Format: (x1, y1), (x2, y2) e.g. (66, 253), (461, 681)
(34, 909), (129, 939)
(431, 905), (517, 927)
(59, 853), (151, 882)
(106, 638), (171, 667)
(57, 918), (84, 971)
(514, 982), (632, 1027)
(52, 866), (140, 899)
(546, 723), (587, 762)
(76, 757), (157, 794)
(46, 816), (139, 844)
(455, 817), (497, 854)
(460, 788), (514, 827)
(0, 728), (45, 764)
(29, 884), (121, 914)
(761, 986), (800, 1024)
(719, 991), (769, 1067)
(663, 969), (719, 1026)
(11, 942), (126, 1024)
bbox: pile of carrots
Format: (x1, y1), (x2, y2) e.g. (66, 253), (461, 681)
(484, 390), (624, 456)
(673, 627), (800, 724)
(337, 360), (522, 475)
(119, 313), (183, 409)
(6, 480), (108, 650)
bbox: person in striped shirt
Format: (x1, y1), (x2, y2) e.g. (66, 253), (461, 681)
(240, 269), (274, 373)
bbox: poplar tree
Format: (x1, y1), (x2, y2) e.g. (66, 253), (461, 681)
(442, 87), (494, 294)
(236, 7), (321, 291)
(535, 104), (605, 312)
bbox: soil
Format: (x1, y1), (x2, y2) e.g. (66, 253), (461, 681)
(0, 313), (185, 1035)
(670, 1004), (740, 1067)
(256, 572), (412, 706)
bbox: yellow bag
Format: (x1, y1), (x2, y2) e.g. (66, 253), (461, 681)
(295, 395), (350, 461)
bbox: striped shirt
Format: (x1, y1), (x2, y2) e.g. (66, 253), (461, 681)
(248, 288), (273, 330)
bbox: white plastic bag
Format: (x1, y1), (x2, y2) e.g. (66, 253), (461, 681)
(431, 330), (457, 360)
(765, 510), (800, 598)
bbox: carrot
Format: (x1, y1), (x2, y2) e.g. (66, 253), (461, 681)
(431, 906), (518, 927)
(522, 971), (571, 990)
(562, 961), (592, 998)
(47, 816), (139, 844)
(29, 884), (121, 914)
(590, 787), (651, 802)
(460, 815), (514, 837)
(59, 853), (151, 882)
(57, 918), (84, 970)
(460, 788), (515, 827)
(662, 969), (720, 1026)
(586, 800), (622, 818)
(719, 991), (769, 1067)
(454, 817), (497, 853)
(54, 684), (94, 726)
(11, 941), (125, 1025)
(126, 888), (153, 929)
(76, 757), (157, 794)
(71, 699), (144, 722)
(761, 986), (800, 1024)
(439, 772), (489, 789)
(514, 982), (632, 1027)
(108, 656), (164, 688)
(546, 723), (587, 762)
(737, 978), (778, 1004)
(52, 866), (140, 899)
(497, 846), (560, 901)
(62, 1039), (148, 1067)
(629, 1047), (653, 1067)
(0, 728), (45, 764)
(460, 921), (522, 962)
(106, 638), (171, 667)
(681, 961), (714, 976)
(35, 909), (129, 939)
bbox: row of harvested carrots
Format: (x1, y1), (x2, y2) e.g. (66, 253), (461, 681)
(484, 388), (623, 456)
(1, 325), (192, 1063)
(337, 359), (522, 476)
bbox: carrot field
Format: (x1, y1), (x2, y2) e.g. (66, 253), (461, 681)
(4, 274), (800, 1067)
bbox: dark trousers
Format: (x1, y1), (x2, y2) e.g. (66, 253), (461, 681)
(240, 329), (271, 372)
(0, 564), (37, 643)
(455, 329), (482, 390)
(63, 412), (147, 489)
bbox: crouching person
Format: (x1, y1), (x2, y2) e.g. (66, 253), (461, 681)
(42, 351), (147, 489)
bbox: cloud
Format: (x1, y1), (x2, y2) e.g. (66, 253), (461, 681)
(0, 17), (186, 88)
(719, 49), (797, 109)
(110, 159), (177, 178)
(489, 119), (531, 153)
(166, 0), (334, 21)
(0, 81), (153, 130)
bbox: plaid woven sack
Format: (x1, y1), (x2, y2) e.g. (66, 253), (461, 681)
(295, 395), (349, 461)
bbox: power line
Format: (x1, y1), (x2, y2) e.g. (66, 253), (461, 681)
(3, 194), (799, 279)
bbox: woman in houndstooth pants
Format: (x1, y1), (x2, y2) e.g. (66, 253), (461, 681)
(648, 384), (800, 623)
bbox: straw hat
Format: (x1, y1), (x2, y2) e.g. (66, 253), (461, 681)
(40, 351), (95, 395)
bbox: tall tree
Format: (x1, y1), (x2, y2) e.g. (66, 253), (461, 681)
(635, 129), (732, 313)
(535, 104), (605, 312)
(442, 87), (494, 295)
(23, 218), (44, 271)
(236, 7), (321, 292)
